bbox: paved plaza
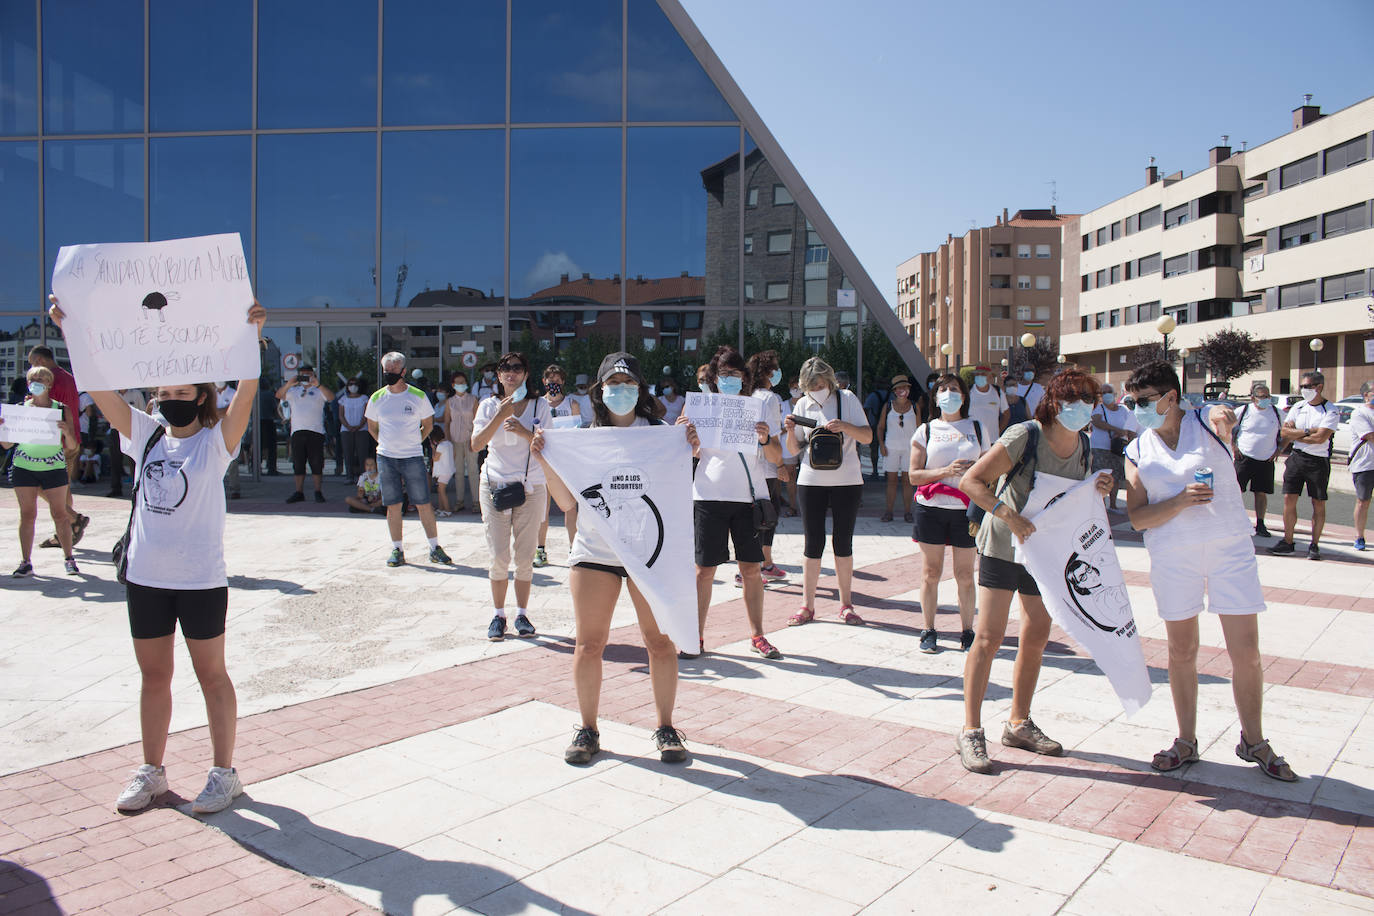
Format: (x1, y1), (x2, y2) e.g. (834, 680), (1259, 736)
(1, 474), (1373, 914)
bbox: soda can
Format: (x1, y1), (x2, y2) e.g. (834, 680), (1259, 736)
(1194, 467), (1214, 489)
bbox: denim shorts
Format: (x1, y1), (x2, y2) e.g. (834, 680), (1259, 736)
(377, 454), (431, 507)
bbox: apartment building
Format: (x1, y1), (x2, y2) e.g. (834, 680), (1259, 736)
(897, 208), (1074, 374)
(1060, 95), (1373, 397)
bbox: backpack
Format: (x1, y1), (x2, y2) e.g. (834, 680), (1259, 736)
(806, 392), (846, 471)
(1007, 384), (1032, 425)
(1232, 402), (1281, 455)
(968, 421), (1088, 535)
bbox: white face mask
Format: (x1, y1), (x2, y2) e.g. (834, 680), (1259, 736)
(789, 388), (802, 400)
(1301, 387), (1318, 403)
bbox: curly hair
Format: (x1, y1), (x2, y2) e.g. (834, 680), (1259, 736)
(705, 345), (752, 395)
(1035, 369), (1100, 424)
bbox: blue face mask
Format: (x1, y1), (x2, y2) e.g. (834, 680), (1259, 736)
(28, 382), (47, 397)
(1023, 371), (1035, 382)
(716, 376), (744, 396)
(1255, 397), (1272, 409)
(511, 382), (527, 401)
(1134, 400), (1167, 430)
(770, 369), (783, 387)
(936, 390), (963, 414)
(1057, 400), (1094, 432)
(1101, 392), (1116, 406)
(602, 383), (639, 416)
(973, 375), (987, 388)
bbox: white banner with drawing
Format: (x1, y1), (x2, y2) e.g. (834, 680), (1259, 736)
(50, 233), (261, 391)
(1016, 475), (1152, 716)
(0, 404), (62, 446)
(538, 425), (698, 652)
(682, 392), (763, 456)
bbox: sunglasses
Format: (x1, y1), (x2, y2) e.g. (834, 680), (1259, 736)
(1123, 392), (1168, 410)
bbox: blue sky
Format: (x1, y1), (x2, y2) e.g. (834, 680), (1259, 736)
(682, 0), (1374, 306)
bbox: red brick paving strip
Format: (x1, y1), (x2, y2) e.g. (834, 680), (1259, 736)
(3, 548), (1373, 912)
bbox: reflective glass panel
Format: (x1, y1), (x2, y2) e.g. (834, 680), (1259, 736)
(510, 128), (620, 299)
(511, 0), (621, 123)
(381, 323), (442, 384)
(256, 133), (376, 308)
(441, 323), (504, 386)
(150, 137), (251, 252)
(381, 130), (505, 309)
(321, 325), (379, 390)
(41, 0), (144, 134)
(149, 0), (251, 131)
(383, 0), (504, 126)
(0, 315), (47, 397)
(44, 139), (144, 282)
(0, 142), (40, 310)
(627, 0), (733, 122)
(0, 2), (38, 135)
(509, 308), (620, 379)
(258, 0), (377, 129)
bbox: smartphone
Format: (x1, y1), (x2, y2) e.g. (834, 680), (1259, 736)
(787, 414), (817, 428)
(297, 373), (309, 382)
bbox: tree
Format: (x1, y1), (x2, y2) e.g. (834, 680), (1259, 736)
(1195, 327), (1266, 385)
(1128, 338), (1173, 369)
(319, 339), (373, 387)
(1011, 338), (1059, 376)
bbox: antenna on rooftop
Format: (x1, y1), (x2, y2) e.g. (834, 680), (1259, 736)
(1047, 179), (1057, 208)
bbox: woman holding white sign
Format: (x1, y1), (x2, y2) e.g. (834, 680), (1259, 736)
(1122, 361), (1296, 782)
(48, 294), (266, 814)
(2, 365), (81, 577)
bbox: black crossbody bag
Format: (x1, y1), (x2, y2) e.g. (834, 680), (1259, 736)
(806, 392), (845, 471)
(112, 425), (166, 584)
(739, 453), (777, 533)
(489, 401), (542, 510)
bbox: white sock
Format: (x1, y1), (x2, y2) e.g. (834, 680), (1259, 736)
(516, 607), (527, 619)
(392, 540), (403, 549)
(427, 537), (439, 549)
(493, 607), (506, 619)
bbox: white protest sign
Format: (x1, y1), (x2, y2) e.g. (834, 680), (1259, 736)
(0, 404), (62, 446)
(683, 392), (763, 455)
(50, 233), (260, 391)
(539, 425), (697, 651)
(1017, 475), (1152, 716)
(551, 414), (582, 430)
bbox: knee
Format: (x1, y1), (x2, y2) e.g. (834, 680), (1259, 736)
(139, 662), (174, 690)
(737, 562), (761, 581)
(643, 632), (676, 658)
(1020, 614), (1051, 646)
(17, 505), (37, 522)
(1168, 633), (1200, 663)
(575, 636), (607, 659)
(921, 558), (943, 581)
(695, 566), (716, 585)
(49, 505), (70, 525)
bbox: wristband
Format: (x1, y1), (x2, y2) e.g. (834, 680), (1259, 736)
(991, 499), (1005, 517)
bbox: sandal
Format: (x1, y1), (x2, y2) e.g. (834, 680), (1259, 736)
(838, 605), (864, 626)
(1236, 735), (1298, 782)
(787, 607), (814, 627)
(1150, 736), (1200, 772)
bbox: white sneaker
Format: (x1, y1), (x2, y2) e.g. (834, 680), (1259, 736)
(115, 763), (168, 811)
(191, 766), (244, 814)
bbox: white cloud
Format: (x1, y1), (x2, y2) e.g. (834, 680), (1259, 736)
(521, 250), (582, 293)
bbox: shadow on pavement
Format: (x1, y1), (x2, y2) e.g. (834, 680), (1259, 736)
(0, 860), (62, 914)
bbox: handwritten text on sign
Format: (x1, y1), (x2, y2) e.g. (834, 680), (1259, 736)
(0, 404), (62, 447)
(50, 233), (260, 391)
(683, 392), (763, 455)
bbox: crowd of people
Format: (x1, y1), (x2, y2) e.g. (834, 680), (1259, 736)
(10, 293), (1374, 812)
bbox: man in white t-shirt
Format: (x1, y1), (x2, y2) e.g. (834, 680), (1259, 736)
(215, 382), (241, 498)
(365, 350), (451, 568)
(967, 365), (1009, 435)
(1007, 368), (1045, 423)
(570, 373), (593, 423)
(1088, 382), (1137, 510)
(1348, 380), (1373, 551)
(275, 366), (334, 504)
(1232, 382), (1283, 536)
(1271, 371), (1341, 559)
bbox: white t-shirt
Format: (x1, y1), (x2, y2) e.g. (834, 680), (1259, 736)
(1284, 399), (1340, 458)
(1013, 382), (1044, 417)
(215, 386), (235, 411)
(1234, 402), (1282, 461)
(751, 389), (784, 480)
(568, 416), (652, 567)
(1089, 403), (1137, 451)
(792, 388), (864, 487)
(283, 385), (328, 435)
(570, 393), (593, 424)
(968, 385), (1007, 435)
(119, 389), (148, 412)
(337, 392), (368, 428)
(693, 404), (779, 504)
(365, 385), (434, 459)
(912, 417), (990, 509)
(77, 392), (94, 434)
(660, 394), (685, 424)
(431, 439), (455, 477)
(1127, 410), (1249, 549)
(1347, 404), (1374, 474)
(356, 470), (381, 499)
(120, 409), (236, 590)
(474, 396), (548, 487)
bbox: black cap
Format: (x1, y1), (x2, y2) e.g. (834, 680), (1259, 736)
(594, 351), (645, 387)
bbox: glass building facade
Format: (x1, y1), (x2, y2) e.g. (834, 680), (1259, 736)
(1, 0), (922, 457)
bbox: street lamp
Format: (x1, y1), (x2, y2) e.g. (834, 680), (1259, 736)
(940, 341), (952, 370)
(1155, 314), (1176, 360)
(1308, 337), (1324, 373)
(1178, 347), (1190, 397)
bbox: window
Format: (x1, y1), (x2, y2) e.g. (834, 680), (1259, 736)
(1198, 246), (1233, 269)
(1109, 309), (1120, 327)
(804, 278), (827, 306)
(989, 305), (1010, 319)
(1095, 313), (1105, 330)
(1137, 301), (1160, 321)
(1110, 221), (1121, 241)
(1035, 306), (1050, 320)
(990, 274), (1011, 289)
(1125, 262), (1134, 280)
(1016, 244), (1031, 259)
(1324, 202), (1369, 238)
(1278, 280), (1317, 309)
(1017, 275), (1032, 289)
(1123, 305), (1137, 325)
(1035, 275), (1051, 290)
(1322, 271), (1369, 301)
(1081, 233), (1090, 251)
(1325, 136), (1368, 174)
(1016, 306), (1031, 320)
(990, 244), (1009, 258)
(1243, 183), (1266, 200)
(988, 335), (1012, 350)
(1137, 206), (1161, 230)
(1198, 192), (1232, 217)
(744, 282), (755, 300)
(1035, 243), (1051, 259)
(746, 187), (758, 207)
(1163, 203), (1189, 229)
(743, 234), (753, 254)
(1137, 252), (1161, 276)
(1080, 274), (1090, 292)
(1081, 316), (1089, 332)
(1280, 154), (1319, 189)
(1110, 265), (1121, 285)
(772, 183), (793, 205)
(1096, 227), (1107, 246)
(1163, 254), (1189, 278)
(1095, 269), (1106, 287)
(1279, 217), (1319, 249)
(765, 281), (788, 301)
(766, 230), (792, 253)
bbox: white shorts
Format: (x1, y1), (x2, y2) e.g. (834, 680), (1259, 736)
(883, 449), (910, 474)
(433, 469), (455, 484)
(1148, 532), (1266, 621)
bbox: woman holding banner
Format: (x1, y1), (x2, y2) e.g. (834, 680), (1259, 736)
(531, 351), (699, 765)
(2, 365), (81, 576)
(1122, 361), (1296, 781)
(957, 368), (1111, 774)
(47, 294), (266, 814)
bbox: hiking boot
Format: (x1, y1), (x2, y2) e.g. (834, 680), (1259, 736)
(285, 491), (305, 504)
(116, 763), (168, 811)
(1002, 717), (1064, 756)
(653, 726), (687, 763)
(564, 726), (600, 765)
(386, 548), (405, 567)
(960, 629), (975, 652)
(513, 614), (536, 638)
(429, 545), (453, 565)
(1269, 539), (1296, 555)
(487, 616), (507, 641)
(533, 547), (548, 568)
(919, 629), (938, 654)
(191, 766), (244, 814)
(957, 728), (993, 774)
(1307, 543), (1322, 561)
(750, 635), (782, 659)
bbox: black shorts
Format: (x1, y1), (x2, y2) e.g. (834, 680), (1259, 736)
(913, 503), (976, 549)
(1353, 470), (1373, 502)
(291, 430), (326, 476)
(762, 477), (783, 548)
(126, 581), (229, 640)
(573, 561), (628, 578)
(8, 465), (70, 490)
(1282, 451), (1330, 500)
(977, 554), (1040, 596)
(1233, 454), (1275, 494)
(693, 500), (763, 568)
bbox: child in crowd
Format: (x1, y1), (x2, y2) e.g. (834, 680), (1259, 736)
(346, 456), (385, 514)
(429, 427), (456, 517)
(78, 445), (102, 483)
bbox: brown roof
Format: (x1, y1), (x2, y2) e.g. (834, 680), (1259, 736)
(526, 274), (705, 307)
(1005, 214), (1079, 227)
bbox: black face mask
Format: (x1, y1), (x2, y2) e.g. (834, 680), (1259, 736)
(159, 398), (201, 428)
(383, 371), (404, 386)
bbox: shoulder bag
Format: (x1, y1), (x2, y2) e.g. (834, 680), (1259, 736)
(112, 424), (167, 584)
(806, 392), (845, 471)
(739, 453), (777, 533)
(488, 401), (541, 510)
